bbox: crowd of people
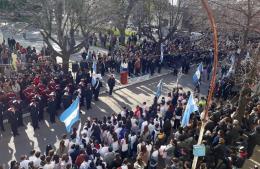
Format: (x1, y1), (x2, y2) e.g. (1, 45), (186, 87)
(0, 32), (259, 169)
(3, 85), (260, 169)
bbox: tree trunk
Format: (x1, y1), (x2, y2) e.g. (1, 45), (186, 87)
(62, 54), (70, 74)
(235, 85), (251, 123)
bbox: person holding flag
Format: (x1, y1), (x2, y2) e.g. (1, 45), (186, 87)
(181, 94), (199, 127)
(193, 63), (203, 93)
(156, 80), (163, 99)
(60, 97), (80, 133)
(92, 61), (97, 74)
(160, 43), (164, 63)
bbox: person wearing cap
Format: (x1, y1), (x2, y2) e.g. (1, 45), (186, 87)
(47, 92), (56, 123)
(29, 99), (40, 130)
(107, 74), (116, 96)
(7, 105), (19, 136)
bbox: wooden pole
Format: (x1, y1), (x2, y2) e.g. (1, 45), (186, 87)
(191, 0), (219, 168)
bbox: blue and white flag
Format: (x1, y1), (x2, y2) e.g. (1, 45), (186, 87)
(181, 94), (198, 127)
(156, 79), (163, 98)
(160, 43), (164, 62)
(225, 55), (235, 78)
(193, 63), (203, 84)
(92, 61), (97, 74)
(60, 97), (80, 133)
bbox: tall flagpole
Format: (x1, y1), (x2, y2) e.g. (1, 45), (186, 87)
(191, 0), (219, 168)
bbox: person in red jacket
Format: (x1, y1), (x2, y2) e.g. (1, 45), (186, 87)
(134, 105), (141, 118)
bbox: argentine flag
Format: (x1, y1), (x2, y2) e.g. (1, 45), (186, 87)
(92, 61), (97, 74)
(160, 43), (164, 62)
(193, 63), (203, 84)
(181, 94), (198, 127)
(60, 97), (80, 132)
(156, 80), (163, 98)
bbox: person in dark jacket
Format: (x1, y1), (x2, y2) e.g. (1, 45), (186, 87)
(0, 102), (5, 131)
(93, 77), (102, 101)
(47, 93), (56, 123)
(163, 119), (172, 143)
(213, 138), (227, 167)
(36, 95), (45, 121)
(100, 61), (106, 77)
(173, 103), (183, 129)
(13, 100), (24, 127)
(107, 74), (116, 96)
(85, 84), (93, 110)
(7, 105), (19, 136)
(29, 99), (40, 130)
(157, 58), (162, 74)
(247, 126), (260, 157)
(62, 92), (72, 110)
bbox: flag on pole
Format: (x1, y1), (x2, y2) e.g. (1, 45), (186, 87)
(75, 121), (82, 144)
(92, 61), (97, 74)
(92, 61), (97, 73)
(225, 55), (235, 78)
(193, 63), (203, 84)
(160, 43), (164, 62)
(156, 80), (163, 98)
(60, 97), (80, 133)
(176, 68), (183, 87)
(181, 94), (198, 127)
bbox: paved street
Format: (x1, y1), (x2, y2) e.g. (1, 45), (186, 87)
(0, 71), (208, 166)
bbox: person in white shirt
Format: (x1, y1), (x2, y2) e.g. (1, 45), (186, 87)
(115, 122), (122, 138)
(150, 148), (159, 168)
(160, 103), (167, 118)
(99, 144), (109, 158)
(33, 152), (41, 168)
(141, 120), (148, 135)
(120, 107), (127, 117)
(60, 154), (72, 169)
(142, 102), (149, 118)
(120, 136), (129, 159)
(148, 121), (155, 135)
(79, 156), (91, 169)
(28, 150), (37, 162)
(128, 132), (137, 154)
(20, 155), (30, 169)
(112, 138), (120, 152)
(43, 156), (55, 169)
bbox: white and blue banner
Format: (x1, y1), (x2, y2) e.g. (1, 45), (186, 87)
(160, 43), (164, 62)
(181, 94), (199, 127)
(60, 97), (80, 133)
(193, 63), (203, 84)
(156, 79), (163, 98)
(92, 61), (97, 74)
